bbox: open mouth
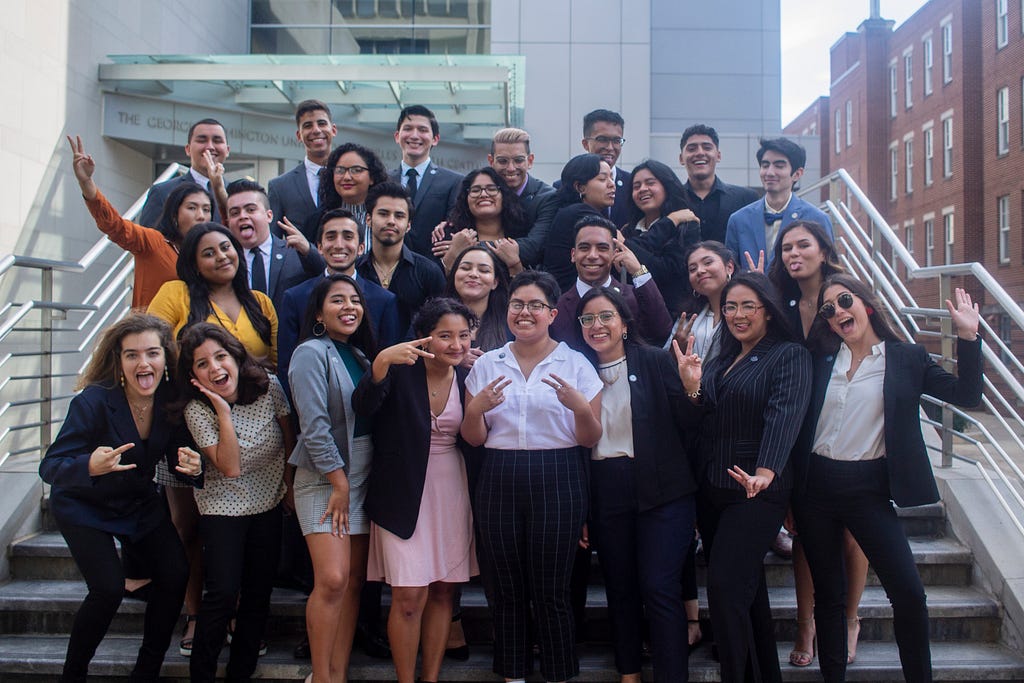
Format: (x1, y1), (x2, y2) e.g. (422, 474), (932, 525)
(588, 331), (611, 343)
(836, 316), (855, 334)
(210, 372), (231, 388)
(136, 371), (155, 391)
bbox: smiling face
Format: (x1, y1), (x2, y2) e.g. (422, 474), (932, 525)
(185, 123), (229, 170)
(680, 134), (721, 183)
(688, 247), (734, 299)
(488, 141), (533, 192)
(296, 108), (337, 161)
(369, 196), (411, 247)
(780, 226), (826, 281)
(195, 231), (239, 286)
(191, 339), (240, 403)
(572, 225), (615, 286)
(454, 249), (498, 303)
(318, 280), (364, 343)
(319, 217), (363, 275)
(507, 283), (557, 343)
(119, 331), (166, 401)
(577, 161), (616, 210)
(582, 120), (623, 168)
(821, 284), (878, 349)
(176, 191), (213, 239)
(226, 190), (272, 250)
(332, 151), (373, 205)
(467, 172), (503, 221)
(723, 284), (770, 350)
(580, 296), (626, 362)
(425, 313), (472, 368)
(631, 168), (666, 219)
(394, 114), (439, 166)
(759, 149), (802, 197)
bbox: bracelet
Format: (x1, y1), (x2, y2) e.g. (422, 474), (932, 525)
(631, 265), (650, 278)
(687, 386), (702, 400)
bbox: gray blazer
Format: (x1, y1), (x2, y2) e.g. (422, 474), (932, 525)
(287, 336), (362, 474)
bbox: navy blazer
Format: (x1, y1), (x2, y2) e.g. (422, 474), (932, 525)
(515, 175), (559, 267)
(609, 165), (633, 228)
(792, 337), (983, 508)
(39, 384), (191, 538)
(389, 162), (463, 259)
(353, 361), (476, 539)
(551, 280), (673, 351)
(624, 217), (702, 318)
(138, 173), (221, 228)
(264, 236), (325, 312)
(726, 195), (834, 270)
(268, 162), (319, 243)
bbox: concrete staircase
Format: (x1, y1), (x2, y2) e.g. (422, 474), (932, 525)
(1, 502), (1023, 681)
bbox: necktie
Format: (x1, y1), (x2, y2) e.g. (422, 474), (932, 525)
(250, 248), (267, 293)
(405, 168), (419, 201)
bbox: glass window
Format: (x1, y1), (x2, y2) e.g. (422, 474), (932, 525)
(890, 64), (898, 117)
(997, 0), (1009, 48)
(925, 218), (935, 266)
(835, 109), (842, 155)
(998, 87), (1010, 155)
(944, 212), (955, 264)
(923, 37), (934, 96)
(846, 100), (853, 146)
(904, 51), (913, 109)
(924, 126), (934, 186)
(942, 21), (953, 84)
(906, 221), (915, 254)
(943, 116), (954, 178)
(890, 145), (899, 200)
(998, 195), (1011, 263)
(905, 139), (914, 194)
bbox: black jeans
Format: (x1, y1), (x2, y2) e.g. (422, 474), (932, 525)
(56, 515), (187, 683)
(190, 506), (282, 683)
(794, 455), (931, 683)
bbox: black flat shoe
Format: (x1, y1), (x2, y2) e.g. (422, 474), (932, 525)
(355, 622), (391, 659)
(444, 644), (470, 661)
(293, 635), (310, 659)
(123, 583), (153, 602)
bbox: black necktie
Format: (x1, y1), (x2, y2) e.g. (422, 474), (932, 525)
(250, 248), (267, 293)
(405, 168), (419, 201)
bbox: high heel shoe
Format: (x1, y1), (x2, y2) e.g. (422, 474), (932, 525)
(847, 616), (861, 664)
(789, 617), (816, 667)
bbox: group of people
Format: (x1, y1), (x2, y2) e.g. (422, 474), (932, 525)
(42, 101), (984, 683)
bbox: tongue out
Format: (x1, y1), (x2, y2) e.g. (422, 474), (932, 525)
(137, 373), (155, 390)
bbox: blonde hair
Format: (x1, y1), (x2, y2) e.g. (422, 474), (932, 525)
(491, 127), (531, 153)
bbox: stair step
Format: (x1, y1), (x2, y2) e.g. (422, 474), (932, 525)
(0, 634), (1021, 682)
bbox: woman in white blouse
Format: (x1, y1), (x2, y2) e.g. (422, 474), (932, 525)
(462, 269), (602, 683)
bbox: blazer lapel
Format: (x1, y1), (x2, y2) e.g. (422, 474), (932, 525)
(291, 164), (318, 213)
(268, 236), (286, 298)
(322, 337), (357, 463)
(107, 388), (142, 461)
(414, 163), (437, 209)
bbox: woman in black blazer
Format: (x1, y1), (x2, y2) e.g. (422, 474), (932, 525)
(792, 274), (982, 683)
(577, 286), (699, 683)
(353, 297), (480, 683)
(675, 272), (812, 683)
(39, 313), (202, 682)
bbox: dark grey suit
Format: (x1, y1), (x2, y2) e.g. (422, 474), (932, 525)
(268, 162), (319, 242)
(514, 175), (558, 267)
(263, 236), (324, 312)
(138, 173), (220, 228)
(389, 162), (462, 258)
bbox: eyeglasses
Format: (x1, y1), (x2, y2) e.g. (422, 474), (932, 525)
(586, 136), (626, 146)
(578, 311), (618, 328)
(492, 156), (529, 166)
(508, 300), (552, 313)
(333, 165), (368, 176)
(468, 184), (501, 198)
(818, 292), (856, 319)
(722, 302), (765, 317)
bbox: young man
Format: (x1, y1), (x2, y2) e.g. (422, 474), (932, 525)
(678, 124), (759, 244)
(581, 109), (632, 227)
(488, 127), (557, 267)
(268, 100), (338, 242)
(355, 182), (445, 335)
(389, 105), (462, 258)
(726, 137), (834, 270)
(138, 118), (230, 227)
(224, 179), (324, 310)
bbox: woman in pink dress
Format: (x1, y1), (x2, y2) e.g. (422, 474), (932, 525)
(353, 297), (480, 683)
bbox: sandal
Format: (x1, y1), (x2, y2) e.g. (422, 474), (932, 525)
(226, 620), (267, 656)
(179, 615), (198, 657)
(788, 617), (816, 667)
(847, 616), (861, 664)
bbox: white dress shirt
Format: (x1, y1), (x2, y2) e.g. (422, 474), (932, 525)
(811, 342), (886, 461)
(246, 236), (273, 290)
(303, 157), (323, 206)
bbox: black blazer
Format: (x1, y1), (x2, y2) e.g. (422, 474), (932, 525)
(792, 337), (983, 507)
(515, 175), (558, 267)
(623, 217), (702, 318)
(353, 361), (476, 539)
(542, 202), (604, 293)
(268, 162), (319, 242)
(39, 384), (192, 538)
(138, 173), (221, 228)
(389, 163), (463, 259)
(609, 165), (633, 228)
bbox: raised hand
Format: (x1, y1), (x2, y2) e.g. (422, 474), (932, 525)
(278, 216), (311, 256)
(945, 288), (980, 340)
(204, 149), (226, 188)
(460, 346), (485, 369)
(191, 378), (231, 413)
(672, 336), (703, 396)
(611, 237), (643, 276)
(466, 376), (512, 415)
(672, 313), (698, 349)
(744, 250), (765, 274)
(175, 446), (203, 477)
(88, 442), (137, 476)
(667, 208), (699, 226)
(371, 337), (435, 382)
(541, 373), (589, 413)
(727, 465), (775, 498)
(486, 238), (522, 273)
(66, 135), (99, 200)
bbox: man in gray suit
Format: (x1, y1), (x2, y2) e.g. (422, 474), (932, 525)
(268, 100), (338, 243)
(389, 104), (462, 258)
(225, 179), (324, 311)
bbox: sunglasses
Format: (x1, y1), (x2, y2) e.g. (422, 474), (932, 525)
(818, 292), (855, 319)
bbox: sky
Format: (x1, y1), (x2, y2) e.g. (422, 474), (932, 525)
(780, 0), (929, 125)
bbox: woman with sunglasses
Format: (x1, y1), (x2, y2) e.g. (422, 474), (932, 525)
(791, 275), (982, 683)
(462, 269), (603, 683)
(577, 286), (698, 683)
(674, 272), (811, 683)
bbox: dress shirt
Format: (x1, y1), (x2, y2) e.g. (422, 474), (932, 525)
(811, 342), (886, 461)
(400, 158), (432, 190)
(574, 272), (652, 300)
(515, 174), (530, 196)
(303, 157), (323, 206)
(465, 341), (602, 451)
(763, 194), (793, 252)
(189, 167), (211, 189)
(592, 357), (633, 460)
(355, 246), (445, 336)
(689, 305), (721, 361)
(246, 236), (273, 290)
(682, 176), (759, 244)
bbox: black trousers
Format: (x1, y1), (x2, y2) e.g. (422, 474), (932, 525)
(190, 506), (282, 683)
(476, 447), (586, 682)
(697, 484), (787, 683)
(794, 455), (932, 683)
(56, 515), (187, 683)
(589, 457), (696, 682)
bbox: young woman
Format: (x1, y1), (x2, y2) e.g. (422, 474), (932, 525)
(444, 244), (512, 364)
(355, 297), (480, 683)
(674, 272), (812, 683)
(287, 274), (377, 683)
(792, 275), (982, 683)
(433, 168), (526, 276)
(462, 269), (603, 683)
(577, 287), (698, 683)
(678, 241), (738, 361)
(39, 313), (202, 682)
(308, 142), (390, 241)
(542, 154), (618, 292)
(767, 221), (867, 667)
(68, 135), (217, 307)
(178, 323), (294, 683)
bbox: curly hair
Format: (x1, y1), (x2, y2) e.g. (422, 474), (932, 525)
(318, 143), (389, 210)
(175, 322), (270, 407)
(77, 313), (177, 392)
(446, 167), (526, 238)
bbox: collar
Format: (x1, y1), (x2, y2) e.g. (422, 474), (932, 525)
(303, 156), (324, 174)
(188, 167), (211, 187)
(495, 340), (570, 368)
(253, 235), (273, 257)
(324, 267), (358, 279)
(764, 193), (794, 215)
(576, 275), (613, 298)
(835, 341), (886, 372)
(515, 174), (531, 196)
(683, 176), (723, 199)
(401, 158), (432, 177)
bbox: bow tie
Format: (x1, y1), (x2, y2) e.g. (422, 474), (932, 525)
(764, 211), (785, 224)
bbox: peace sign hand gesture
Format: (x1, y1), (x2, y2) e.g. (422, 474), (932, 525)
(66, 135), (99, 201)
(88, 443), (137, 476)
(672, 336), (703, 397)
(278, 217), (312, 256)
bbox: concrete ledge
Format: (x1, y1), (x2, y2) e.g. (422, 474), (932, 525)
(0, 454), (44, 582)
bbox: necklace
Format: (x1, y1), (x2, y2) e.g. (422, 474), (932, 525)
(128, 399), (153, 422)
(598, 357), (626, 386)
(373, 259), (399, 288)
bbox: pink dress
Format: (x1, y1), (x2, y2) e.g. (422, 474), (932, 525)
(367, 378), (478, 587)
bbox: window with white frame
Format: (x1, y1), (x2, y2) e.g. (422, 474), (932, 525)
(905, 138), (914, 194)
(835, 109), (842, 155)
(942, 115), (954, 177)
(846, 100), (853, 146)
(890, 63), (898, 117)
(998, 86), (1010, 155)
(905, 220), (915, 257)
(890, 144), (899, 200)
(904, 50), (914, 109)
(944, 211), (955, 264)
(923, 36), (934, 96)
(997, 0), (1009, 48)
(924, 125), (934, 186)
(942, 20), (953, 84)
(998, 194), (1010, 263)
(925, 218), (935, 266)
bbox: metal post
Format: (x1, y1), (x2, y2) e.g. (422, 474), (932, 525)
(939, 274), (954, 468)
(40, 268), (53, 455)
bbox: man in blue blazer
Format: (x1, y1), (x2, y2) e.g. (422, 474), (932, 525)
(268, 100), (338, 243)
(389, 105), (462, 258)
(224, 179), (324, 312)
(138, 119), (230, 228)
(726, 137), (833, 270)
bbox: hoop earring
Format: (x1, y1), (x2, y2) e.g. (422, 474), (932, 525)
(622, 331), (628, 340)
(579, 191), (586, 202)
(313, 321), (327, 337)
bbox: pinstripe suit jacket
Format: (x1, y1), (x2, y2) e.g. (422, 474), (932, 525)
(695, 335), (812, 493)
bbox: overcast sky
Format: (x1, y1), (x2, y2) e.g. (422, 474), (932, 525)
(780, 0), (928, 124)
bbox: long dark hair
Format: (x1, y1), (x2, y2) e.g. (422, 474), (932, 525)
(576, 286), (643, 364)
(298, 274), (378, 359)
(444, 245), (510, 351)
(716, 272), (797, 362)
(683, 240), (738, 313)
(767, 220), (846, 304)
(175, 323), (270, 407)
(318, 143), (389, 210)
(176, 222), (273, 348)
(446, 167), (526, 237)
(157, 182), (214, 245)
(807, 273), (902, 354)
(626, 159), (690, 226)
(555, 154), (604, 208)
